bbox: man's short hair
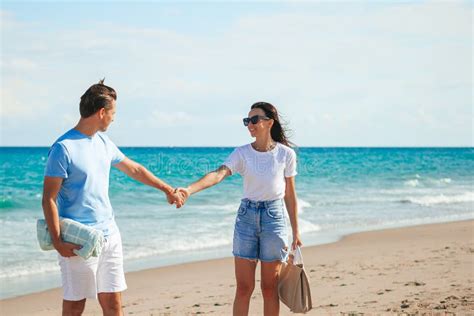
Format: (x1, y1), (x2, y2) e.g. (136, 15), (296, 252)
(79, 79), (117, 118)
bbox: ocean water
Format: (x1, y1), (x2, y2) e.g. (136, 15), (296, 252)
(0, 147), (473, 299)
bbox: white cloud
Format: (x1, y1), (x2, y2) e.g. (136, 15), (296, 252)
(0, 79), (51, 118)
(150, 110), (193, 127)
(0, 9), (21, 30)
(61, 113), (78, 129)
(1, 58), (39, 71)
(0, 2), (471, 146)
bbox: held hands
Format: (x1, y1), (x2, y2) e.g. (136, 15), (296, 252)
(176, 187), (190, 202)
(166, 189), (184, 208)
(166, 187), (191, 208)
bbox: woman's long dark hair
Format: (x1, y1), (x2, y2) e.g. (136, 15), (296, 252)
(251, 102), (293, 147)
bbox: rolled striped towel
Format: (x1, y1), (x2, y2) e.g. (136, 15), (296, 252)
(37, 218), (105, 259)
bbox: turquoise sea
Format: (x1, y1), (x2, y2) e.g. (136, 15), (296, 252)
(0, 147), (473, 298)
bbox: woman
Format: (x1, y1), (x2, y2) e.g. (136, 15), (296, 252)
(178, 102), (301, 316)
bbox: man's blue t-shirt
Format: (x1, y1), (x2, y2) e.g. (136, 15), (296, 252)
(44, 129), (125, 236)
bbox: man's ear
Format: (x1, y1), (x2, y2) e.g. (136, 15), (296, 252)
(98, 107), (106, 119)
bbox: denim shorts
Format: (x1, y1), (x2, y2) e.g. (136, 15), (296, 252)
(232, 198), (289, 262)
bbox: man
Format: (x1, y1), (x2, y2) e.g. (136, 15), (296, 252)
(42, 79), (184, 316)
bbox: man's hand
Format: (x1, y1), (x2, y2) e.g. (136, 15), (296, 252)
(177, 187), (190, 206)
(166, 187), (191, 208)
(54, 240), (82, 258)
(166, 189), (185, 208)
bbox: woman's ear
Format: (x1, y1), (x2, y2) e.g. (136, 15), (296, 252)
(268, 119), (274, 129)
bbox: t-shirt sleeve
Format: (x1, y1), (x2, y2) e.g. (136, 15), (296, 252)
(223, 148), (244, 175)
(44, 143), (70, 178)
(109, 141), (125, 165)
(284, 149), (298, 178)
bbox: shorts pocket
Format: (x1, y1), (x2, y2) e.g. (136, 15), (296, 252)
(237, 205), (248, 216)
(266, 207), (283, 219)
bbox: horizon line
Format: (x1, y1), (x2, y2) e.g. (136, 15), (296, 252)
(0, 145), (472, 149)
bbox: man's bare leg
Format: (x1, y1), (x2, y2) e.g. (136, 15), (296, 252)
(98, 292), (123, 316)
(62, 299), (86, 316)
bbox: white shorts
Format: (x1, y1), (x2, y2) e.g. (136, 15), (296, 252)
(58, 232), (127, 301)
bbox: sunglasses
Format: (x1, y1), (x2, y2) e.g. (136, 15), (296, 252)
(243, 115), (270, 126)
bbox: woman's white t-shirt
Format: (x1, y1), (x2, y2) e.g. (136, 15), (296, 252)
(223, 142), (297, 201)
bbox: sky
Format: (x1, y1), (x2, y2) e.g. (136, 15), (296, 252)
(1, 1), (472, 147)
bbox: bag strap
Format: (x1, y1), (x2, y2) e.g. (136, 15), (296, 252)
(306, 274), (313, 309)
(290, 246), (304, 265)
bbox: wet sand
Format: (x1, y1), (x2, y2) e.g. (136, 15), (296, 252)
(1, 220), (473, 315)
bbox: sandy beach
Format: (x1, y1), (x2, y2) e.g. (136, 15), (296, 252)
(1, 220), (473, 315)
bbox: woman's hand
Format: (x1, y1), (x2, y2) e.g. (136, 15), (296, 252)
(177, 187), (191, 203)
(291, 232), (303, 250)
(166, 187), (191, 208)
(166, 189), (185, 208)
